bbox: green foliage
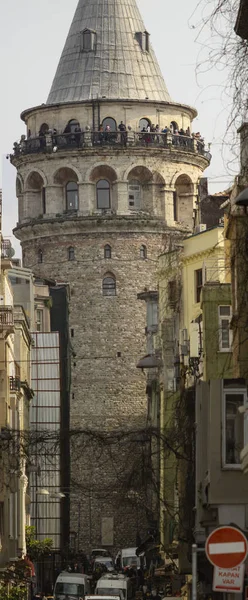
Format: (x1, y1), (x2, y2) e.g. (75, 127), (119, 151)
(26, 526), (53, 561)
(0, 585), (27, 600)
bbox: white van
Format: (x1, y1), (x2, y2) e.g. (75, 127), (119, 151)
(93, 556), (114, 572)
(117, 548), (144, 570)
(95, 573), (132, 600)
(54, 572), (91, 600)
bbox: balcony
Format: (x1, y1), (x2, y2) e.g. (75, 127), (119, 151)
(9, 376), (21, 392)
(11, 131), (211, 162)
(1, 239), (13, 269)
(0, 306), (14, 336)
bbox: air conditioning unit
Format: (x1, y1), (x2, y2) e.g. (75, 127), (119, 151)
(195, 224), (207, 234)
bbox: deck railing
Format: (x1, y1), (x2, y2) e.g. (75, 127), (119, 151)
(12, 131), (211, 160)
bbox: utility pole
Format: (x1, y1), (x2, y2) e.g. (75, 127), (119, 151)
(192, 544), (205, 600)
(192, 544), (197, 600)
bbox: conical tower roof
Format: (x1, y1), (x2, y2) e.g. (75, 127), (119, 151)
(47, 0), (171, 105)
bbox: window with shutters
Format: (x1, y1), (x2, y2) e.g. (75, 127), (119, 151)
(219, 305), (232, 351)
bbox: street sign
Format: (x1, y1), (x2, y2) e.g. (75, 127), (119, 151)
(206, 526), (248, 568)
(213, 564), (245, 593)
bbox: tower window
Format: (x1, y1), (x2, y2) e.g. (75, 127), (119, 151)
(38, 249), (43, 264)
(102, 274), (116, 296)
(173, 191), (178, 221)
(64, 120), (80, 134)
(68, 247), (75, 261)
(139, 118), (151, 131)
(135, 31), (150, 52)
(104, 244), (112, 259)
(81, 28), (96, 52)
(66, 182), (78, 211)
(102, 117), (117, 132)
(39, 123), (49, 136)
(97, 180), (110, 209)
(128, 180), (141, 209)
(42, 187), (46, 214)
(170, 121), (179, 133)
(140, 245), (147, 259)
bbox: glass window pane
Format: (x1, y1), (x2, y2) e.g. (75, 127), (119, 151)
(98, 179), (109, 188)
(67, 190), (78, 210)
(103, 277), (116, 296)
(97, 188), (110, 209)
(225, 393), (244, 464)
(220, 306), (231, 316)
(67, 181), (78, 191)
(221, 319), (230, 349)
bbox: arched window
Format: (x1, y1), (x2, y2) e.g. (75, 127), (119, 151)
(140, 245), (147, 259)
(102, 117), (117, 132)
(39, 123), (49, 135)
(128, 180), (141, 209)
(102, 274), (116, 296)
(64, 120), (80, 134)
(38, 249), (43, 264)
(68, 247), (75, 261)
(139, 118), (151, 131)
(104, 244), (112, 259)
(66, 181), (79, 211)
(97, 180), (110, 209)
(170, 121), (179, 133)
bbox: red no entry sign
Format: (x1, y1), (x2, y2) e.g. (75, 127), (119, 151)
(206, 526), (248, 568)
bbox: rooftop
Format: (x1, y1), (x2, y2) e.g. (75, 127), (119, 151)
(47, 0), (171, 104)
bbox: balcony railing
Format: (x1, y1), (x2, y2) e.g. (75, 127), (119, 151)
(0, 306), (14, 327)
(12, 131), (211, 161)
(9, 376), (21, 392)
(1, 239), (12, 259)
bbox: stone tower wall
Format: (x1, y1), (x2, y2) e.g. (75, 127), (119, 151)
(12, 98), (209, 551)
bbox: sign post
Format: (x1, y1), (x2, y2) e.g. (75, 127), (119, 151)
(212, 564), (245, 593)
(205, 526), (248, 594)
(192, 544), (197, 600)
(205, 525), (248, 569)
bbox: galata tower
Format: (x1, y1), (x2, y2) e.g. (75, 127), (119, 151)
(11, 0), (210, 552)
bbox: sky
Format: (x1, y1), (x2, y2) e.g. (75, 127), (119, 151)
(1, 0), (238, 257)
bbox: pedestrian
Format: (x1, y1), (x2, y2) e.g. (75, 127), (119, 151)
(105, 124), (111, 142)
(74, 125), (82, 147)
(118, 120), (127, 145)
(151, 589), (160, 600)
(155, 124), (160, 143)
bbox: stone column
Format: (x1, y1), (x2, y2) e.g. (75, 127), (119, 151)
(114, 180), (128, 214)
(44, 184), (64, 217)
(84, 127), (93, 148)
(18, 472), (28, 556)
(164, 189), (175, 226)
(78, 182), (95, 215)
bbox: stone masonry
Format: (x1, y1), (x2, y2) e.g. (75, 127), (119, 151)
(11, 0), (210, 553)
